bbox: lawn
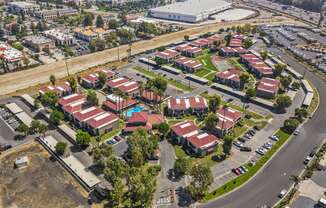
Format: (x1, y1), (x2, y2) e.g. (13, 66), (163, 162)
(307, 79), (319, 115)
(204, 71), (217, 81)
(91, 120), (124, 144)
(203, 129), (290, 201)
(196, 54), (218, 72)
(133, 66), (193, 92)
(194, 68), (211, 77)
(174, 144), (223, 168)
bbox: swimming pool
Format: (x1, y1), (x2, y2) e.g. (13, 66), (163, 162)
(126, 106), (144, 117)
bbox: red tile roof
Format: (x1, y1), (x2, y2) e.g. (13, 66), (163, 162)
(187, 133), (218, 150)
(229, 38), (242, 47)
(62, 100), (86, 114)
(216, 107), (242, 130)
(58, 93), (86, 106)
(39, 82), (71, 95)
(106, 77), (130, 89)
(73, 106), (104, 122)
(103, 97), (137, 111)
(155, 49), (178, 60)
(257, 77), (280, 93)
(216, 68), (242, 82)
(117, 81), (139, 93)
(232, 34), (246, 40)
(167, 97), (190, 111)
(100, 69), (115, 79)
(171, 121), (199, 138)
(86, 112), (119, 129)
(82, 73), (99, 84)
(175, 57), (202, 69)
(190, 38), (210, 47)
(207, 34), (222, 42)
(124, 111), (164, 132)
(188, 96), (208, 109)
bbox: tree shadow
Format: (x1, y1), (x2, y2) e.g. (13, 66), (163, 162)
(176, 186), (193, 207)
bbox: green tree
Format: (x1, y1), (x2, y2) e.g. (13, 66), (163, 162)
(283, 118), (300, 134)
(40, 91), (59, 108)
(104, 157), (127, 185)
(49, 110), (64, 126)
(204, 112), (219, 133)
(223, 135), (233, 156)
(17, 123), (29, 136)
(11, 42), (23, 51)
(95, 38), (106, 51)
(109, 178), (125, 207)
(95, 15), (104, 28)
(108, 19), (118, 29)
(276, 95), (292, 110)
(30, 120), (41, 134)
(98, 71), (107, 88)
(87, 90), (99, 106)
(274, 63), (286, 77)
(291, 81), (301, 90)
(154, 56), (165, 66)
(38, 123), (48, 137)
(83, 13), (93, 26)
(92, 143), (114, 167)
(184, 35), (189, 41)
(126, 167), (157, 207)
(76, 130), (92, 148)
(208, 95), (221, 113)
(260, 50), (268, 60)
(67, 76), (77, 93)
(295, 108), (308, 122)
(245, 88), (256, 99)
(174, 157), (192, 176)
(239, 73), (250, 89)
(243, 38), (253, 49)
(55, 141), (67, 156)
(49, 74), (56, 86)
(89, 39), (96, 52)
(280, 75), (292, 90)
(126, 128), (158, 167)
(157, 122), (170, 138)
(187, 164), (213, 200)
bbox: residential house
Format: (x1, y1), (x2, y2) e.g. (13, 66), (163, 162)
(186, 132), (219, 156)
(102, 94), (137, 113)
(72, 106), (104, 128)
(154, 49), (179, 63)
(62, 100), (86, 119)
(81, 73), (99, 88)
(123, 111), (164, 133)
(175, 44), (202, 57)
(39, 82), (72, 97)
(215, 107), (242, 137)
(85, 112), (119, 135)
(170, 121), (200, 144)
(215, 68), (242, 89)
(174, 57), (202, 73)
(167, 96), (208, 116)
(58, 93), (86, 108)
(219, 46), (248, 57)
(140, 89), (162, 104)
(256, 77), (280, 98)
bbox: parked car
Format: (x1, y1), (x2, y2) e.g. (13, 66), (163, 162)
(238, 137), (246, 143)
(233, 141), (244, 148)
(278, 189), (287, 198)
(294, 129), (300, 135)
(232, 168), (241, 175)
(114, 135), (122, 142)
(0, 143), (12, 151)
(256, 147), (266, 155)
(240, 146), (252, 152)
(304, 156), (312, 164)
(270, 135), (279, 141)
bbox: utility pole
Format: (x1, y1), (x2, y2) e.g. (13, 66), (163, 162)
(65, 58), (69, 76)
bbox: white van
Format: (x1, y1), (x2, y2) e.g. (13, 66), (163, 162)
(318, 197), (326, 208)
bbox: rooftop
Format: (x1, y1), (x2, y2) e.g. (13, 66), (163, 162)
(24, 35), (54, 45)
(150, 0), (231, 16)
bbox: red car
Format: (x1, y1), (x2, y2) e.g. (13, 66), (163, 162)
(231, 168), (241, 175)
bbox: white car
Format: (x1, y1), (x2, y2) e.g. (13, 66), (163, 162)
(294, 129), (300, 135)
(304, 156), (312, 164)
(279, 189), (287, 198)
(256, 148), (266, 155)
(270, 135), (279, 141)
(233, 141), (244, 148)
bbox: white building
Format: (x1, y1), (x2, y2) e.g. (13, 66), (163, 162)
(149, 0), (232, 23)
(8, 1), (40, 15)
(44, 29), (75, 46)
(0, 42), (23, 63)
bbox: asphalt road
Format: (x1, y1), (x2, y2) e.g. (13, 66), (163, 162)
(202, 47), (326, 208)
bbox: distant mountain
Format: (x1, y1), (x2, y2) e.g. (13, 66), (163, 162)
(271, 0), (324, 12)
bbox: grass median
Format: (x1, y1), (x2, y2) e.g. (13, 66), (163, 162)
(203, 129), (290, 202)
(133, 66), (193, 92)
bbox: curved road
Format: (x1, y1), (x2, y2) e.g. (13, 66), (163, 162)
(203, 47), (326, 208)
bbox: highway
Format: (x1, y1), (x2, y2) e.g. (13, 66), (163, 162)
(203, 47), (326, 208)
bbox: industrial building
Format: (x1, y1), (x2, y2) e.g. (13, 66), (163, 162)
(149, 0), (232, 23)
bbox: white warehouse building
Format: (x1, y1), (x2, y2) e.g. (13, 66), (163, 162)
(149, 0), (232, 23)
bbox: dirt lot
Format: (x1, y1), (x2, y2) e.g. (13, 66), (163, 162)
(0, 142), (89, 208)
(0, 17), (301, 97)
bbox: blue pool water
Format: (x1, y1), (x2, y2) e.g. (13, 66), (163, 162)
(126, 106), (144, 117)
